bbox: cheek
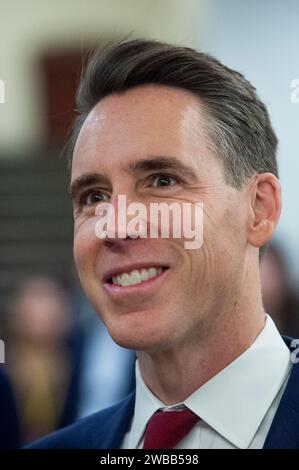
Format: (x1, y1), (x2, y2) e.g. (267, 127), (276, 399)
(195, 204), (238, 280)
(73, 217), (100, 274)
(200, 207), (220, 262)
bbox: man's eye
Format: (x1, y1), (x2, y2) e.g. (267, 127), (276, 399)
(80, 190), (108, 206)
(151, 175), (179, 188)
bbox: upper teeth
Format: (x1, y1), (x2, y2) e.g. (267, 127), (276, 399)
(111, 267), (163, 287)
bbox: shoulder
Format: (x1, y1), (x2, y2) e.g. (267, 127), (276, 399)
(24, 408), (113, 449)
(0, 367), (21, 449)
(24, 392), (135, 449)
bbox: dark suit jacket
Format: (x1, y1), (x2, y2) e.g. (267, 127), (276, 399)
(24, 337), (299, 449)
(0, 367), (21, 449)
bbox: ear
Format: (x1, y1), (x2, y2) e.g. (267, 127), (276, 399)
(247, 173), (281, 248)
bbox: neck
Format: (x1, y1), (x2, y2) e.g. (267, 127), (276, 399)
(137, 272), (266, 405)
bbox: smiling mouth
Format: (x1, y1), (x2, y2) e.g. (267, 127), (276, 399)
(106, 266), (169, 287)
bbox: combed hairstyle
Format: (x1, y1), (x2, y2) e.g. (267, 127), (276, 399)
(68, 38), (278, 189)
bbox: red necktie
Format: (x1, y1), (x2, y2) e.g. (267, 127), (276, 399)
(143, 408), (199, 449)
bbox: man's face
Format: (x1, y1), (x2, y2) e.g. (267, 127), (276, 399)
(72, 85), (250, 353)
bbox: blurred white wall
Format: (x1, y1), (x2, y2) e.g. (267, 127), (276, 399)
(198, 0), (299, 282)
(0, 0), (200, 154)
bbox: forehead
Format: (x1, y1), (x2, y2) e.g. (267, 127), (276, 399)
(72, 85), (210, 178)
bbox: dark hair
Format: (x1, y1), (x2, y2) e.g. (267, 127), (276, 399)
(68, 38), (278, 188)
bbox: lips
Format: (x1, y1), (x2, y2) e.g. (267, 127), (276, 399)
(102, 263), (169, 284)
(102, 262), (169, 287)
(102, 263), (170, 299)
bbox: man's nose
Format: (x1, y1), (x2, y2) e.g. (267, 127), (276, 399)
(105, 192), (147, 242)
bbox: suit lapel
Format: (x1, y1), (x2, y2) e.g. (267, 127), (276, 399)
(263, 337), (299, 448)
(90, 392), (135, 449)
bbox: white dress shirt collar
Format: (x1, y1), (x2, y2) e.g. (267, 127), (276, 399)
(129, 315), (292, 449)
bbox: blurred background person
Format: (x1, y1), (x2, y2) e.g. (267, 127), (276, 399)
(6, 276), (81, 443)
(261, 243), (299, 338)
(0, 366), (21, 449)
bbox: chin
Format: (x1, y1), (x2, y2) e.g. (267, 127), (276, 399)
(102, 313), (175, 353)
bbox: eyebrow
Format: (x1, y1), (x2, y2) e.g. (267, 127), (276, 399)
(69, 173), (110, 200)
(70, 156), (198, 200)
